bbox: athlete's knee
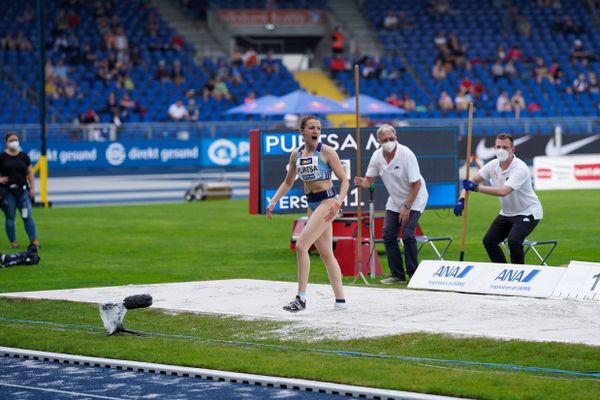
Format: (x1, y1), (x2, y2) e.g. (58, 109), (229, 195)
(295, 240), (312, 254)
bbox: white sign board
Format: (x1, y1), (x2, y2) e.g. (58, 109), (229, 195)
(534, 154), (600, 190)
(552, 260), (600, 301)
(410, 260), (566, 298)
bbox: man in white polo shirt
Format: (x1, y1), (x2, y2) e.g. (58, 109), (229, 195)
(354, 124), (428, 284)
(455, 133), (543, 264)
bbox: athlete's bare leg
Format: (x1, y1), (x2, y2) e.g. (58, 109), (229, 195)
(313, 221), (345, 299)
(294, 199), (336, 293)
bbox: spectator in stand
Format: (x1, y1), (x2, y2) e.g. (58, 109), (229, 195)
(14, 32), (33, 52)
(202, 78), (215, 102)
(362, 58), (381, 79)
(130, 46), (144, 68)
(331, 26), (344, 55)
(431, 59), (447, 82)
(261, 50), (280, 76)
(496, 45), (507, 63)
(147, 30), (165, 51)
(510, 90), (526, 119)
(507, 44), (524, 62)
(186, 97), (199, 121)
(119, 92), (146, 121)
(244, 91), (257, 104)
(230, 46), (244, 67)
(53, 9), (69, 38)
(243, 47), (259, 68)
(329, 54), (346, 78)
(0, 33), (16, 51)
(459, 76), (473, 95)
(438, 91), (454, 112)
(54, 58), (69, 81)
(553, 15), (584, 35)
(170, 34), (185, 52)
(102, 92), (124, 125)
(548, 59), (563, 84)
(504, 59), (518, 80)
(588, 72), (599, 94)
(383, 10), (399, 30)
(401, 93), (416, 112)
(171, 60), (185, 87)
(448, 33), (470, 71)
(65, 31), (81, 62)
(473, 80), (486, 102)
(386, 93), (403, 108)
(570, 39), (597, 65)
(491, 59), (505, 82)
(213, 75), (232, 102)
(16, 5), (34, 25)
(454, 87), (472, 111)
(496, 91), (512, 113)
(81, 44), (98, 66)
(114, 27), (129, 57)
(155, 60), (170, 82)
(515, 15), (531, 38)
(396, 11), (412, 30)
(67, 8), (80, 29)
(572, 73), (588, 94)
(433, 31), (447, 49)
(78, 109), (100, 125)
(534, 57), (553, 84)
(168, 100), (188, 122)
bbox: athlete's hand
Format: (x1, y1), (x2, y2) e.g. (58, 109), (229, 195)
(353, 176), (363, 186)
(324, 200), (342, 222)
(266, 203), (275, 220)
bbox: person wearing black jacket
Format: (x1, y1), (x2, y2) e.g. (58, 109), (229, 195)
(0, 132), (39, 249)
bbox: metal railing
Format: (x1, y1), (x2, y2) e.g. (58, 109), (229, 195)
(0, 117), (597, 143)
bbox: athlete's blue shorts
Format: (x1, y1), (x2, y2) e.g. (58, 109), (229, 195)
(306, 187), (337, 211)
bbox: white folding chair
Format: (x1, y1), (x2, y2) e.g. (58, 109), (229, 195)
(501, 239), (558, 266)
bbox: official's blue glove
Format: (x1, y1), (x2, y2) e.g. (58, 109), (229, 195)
(453, 198), (465, 216)
(462, 179), (479, 192)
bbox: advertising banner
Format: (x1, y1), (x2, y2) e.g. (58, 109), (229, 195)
(552, 260), (600, 301)
(534, 155), (600, 190)
(460, 134), (600, 164)
(218, 10), (325, 25)
(256, 127), (459, 214)
(409, 260), (566, 298)
(24, 138), (250, 169)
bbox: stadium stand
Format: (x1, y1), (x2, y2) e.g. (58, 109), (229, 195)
(0, 0), (598, 138)
(358, 0), (600, 128)
(0, 0), (300, 129)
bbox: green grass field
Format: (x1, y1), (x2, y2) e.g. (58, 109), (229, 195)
(1, 189), (599, 399)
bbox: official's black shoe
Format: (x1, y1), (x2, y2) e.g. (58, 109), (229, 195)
(283, 296), (306, 313)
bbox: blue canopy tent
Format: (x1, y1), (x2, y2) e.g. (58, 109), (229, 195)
(257, 90), (348, 115)
(224, 95), (280, 114)
(340, 94), (406, 115)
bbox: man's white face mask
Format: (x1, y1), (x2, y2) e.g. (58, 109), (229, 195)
(495, 148), (510, 162)
(381, 140), (397, 153)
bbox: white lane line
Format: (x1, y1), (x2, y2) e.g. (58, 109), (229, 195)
(0, 382), (125, 400)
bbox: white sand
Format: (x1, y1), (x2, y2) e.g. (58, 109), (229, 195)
(2, 279), (599, 346)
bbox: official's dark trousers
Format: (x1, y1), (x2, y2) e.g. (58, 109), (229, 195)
(382, 209), (422, 279)
(483, 214), (539, 264)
